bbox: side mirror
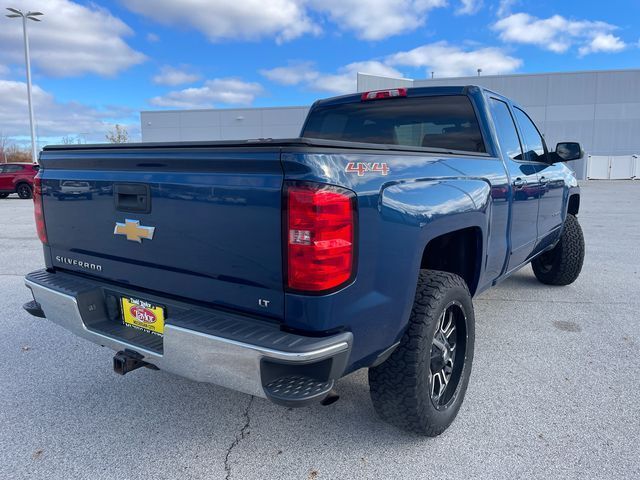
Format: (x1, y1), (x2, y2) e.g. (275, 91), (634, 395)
(554, 142), (584, 162)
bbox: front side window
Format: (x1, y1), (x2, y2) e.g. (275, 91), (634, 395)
(514, 107), (547, 162)
(302, 95), (486, 153)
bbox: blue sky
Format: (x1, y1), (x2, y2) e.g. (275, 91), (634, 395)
(0, 0), (638, 145)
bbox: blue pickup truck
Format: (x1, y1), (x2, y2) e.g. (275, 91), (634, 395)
(24, 86), (585, 436)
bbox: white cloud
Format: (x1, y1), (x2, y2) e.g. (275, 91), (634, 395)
(146, 33), (160, 43)
(259, 62), (320, 86)
(457, 0), (482, 15)
(497, 0), (517, 17)
(578, 34), (627, 56)
(388, 41), (522, 77)
(263, 42), (522, 93)
(123, 0), (319, 44)
(0, 79), (136, 142)
(310, 0), (447, 40)
(0, 0), (145, 77)
(124, 0), (452, 42)
(150, 78), (264, 108)
(153, 66), (202, 86)
(311, 61), (403, 94)
(493, 13), (625, 55)
(261, 61), (403, 94)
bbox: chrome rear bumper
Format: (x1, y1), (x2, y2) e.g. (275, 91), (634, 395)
(25, 270), (352, 401)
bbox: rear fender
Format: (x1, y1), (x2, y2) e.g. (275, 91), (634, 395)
(380, 178), (491, 231)
(380, 178), (490, 326)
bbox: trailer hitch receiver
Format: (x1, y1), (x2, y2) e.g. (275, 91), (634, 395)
(113, 350), (154, 375)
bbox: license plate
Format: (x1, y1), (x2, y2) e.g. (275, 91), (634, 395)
(121, 297), (165, 335)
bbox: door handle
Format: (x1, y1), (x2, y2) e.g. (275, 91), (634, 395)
(539, 176), (549, 185)
(114, 183), (151, 214)
(513, 178), (526, 189)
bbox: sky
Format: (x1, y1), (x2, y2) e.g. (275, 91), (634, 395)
(0, 0), (639, 146)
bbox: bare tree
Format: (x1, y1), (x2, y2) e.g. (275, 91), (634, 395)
(61, 135), (83, 145)
(105, 124), (129, 144)
(5, 144), (31, 163)
(0, 132), (10, 163)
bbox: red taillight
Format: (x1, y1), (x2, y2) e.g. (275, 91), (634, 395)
(361, 88), (407, 101)
(286, 182), (356, 293)
(33, 174), (47, 244)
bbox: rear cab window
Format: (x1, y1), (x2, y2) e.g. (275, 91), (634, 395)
(302, 95), (486, 153)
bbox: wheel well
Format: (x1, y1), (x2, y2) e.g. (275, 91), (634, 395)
(568, 194), (580, 215)
(16, 181), (32, 189)
(420, 227), (482, 295)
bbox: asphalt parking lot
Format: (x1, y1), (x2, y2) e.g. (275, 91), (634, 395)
(1, 180), (639, 479)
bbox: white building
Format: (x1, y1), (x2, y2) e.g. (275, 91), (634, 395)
(141, 69), (640, 180)
(141, 105), (309, 143)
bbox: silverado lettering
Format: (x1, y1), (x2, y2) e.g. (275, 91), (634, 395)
(55, 256), (102, 272)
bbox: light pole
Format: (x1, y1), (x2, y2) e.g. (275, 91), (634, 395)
(6, 7), (43, 164)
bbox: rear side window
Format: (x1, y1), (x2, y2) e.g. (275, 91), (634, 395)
(3, 165), (24, 173)
(302, 95), (486, 153)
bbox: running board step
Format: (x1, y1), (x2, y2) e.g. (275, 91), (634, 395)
(264, 375), (334, 407)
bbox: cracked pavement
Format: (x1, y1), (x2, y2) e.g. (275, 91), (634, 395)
(1, 181), (639, 479)
(224, 396), (254, 480)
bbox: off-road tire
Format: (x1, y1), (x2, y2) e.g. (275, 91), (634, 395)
(532, 214), (584, 286)
(16, 183), (32, 200)
(368, 270), (475, 436)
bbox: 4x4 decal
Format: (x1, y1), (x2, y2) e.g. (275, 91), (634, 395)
(345, 162), (390, 176)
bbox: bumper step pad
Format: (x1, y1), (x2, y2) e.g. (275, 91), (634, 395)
(264, 375), (334, 407)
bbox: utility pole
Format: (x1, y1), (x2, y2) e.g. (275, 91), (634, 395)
(6, 8), (43, 163)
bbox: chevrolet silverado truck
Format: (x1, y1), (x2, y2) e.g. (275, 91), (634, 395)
(23, 86), (585, 436)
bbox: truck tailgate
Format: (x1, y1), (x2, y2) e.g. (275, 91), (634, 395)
(39, 146), (284, 319)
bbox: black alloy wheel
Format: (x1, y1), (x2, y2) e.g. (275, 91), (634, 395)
(429, 301), (467, 409)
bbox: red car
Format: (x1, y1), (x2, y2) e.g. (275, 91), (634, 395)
(0, 163), (39, 199)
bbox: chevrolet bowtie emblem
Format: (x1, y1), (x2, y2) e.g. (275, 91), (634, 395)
(114, 219), (155, 243)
